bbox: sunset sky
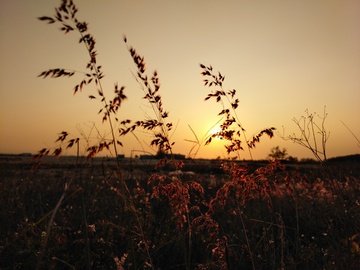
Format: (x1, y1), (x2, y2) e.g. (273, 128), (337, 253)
(1, 0), (359, 160)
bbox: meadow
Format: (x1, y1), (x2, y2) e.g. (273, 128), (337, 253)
(1, 154), (359, 269)
(1, 1), (359, 269)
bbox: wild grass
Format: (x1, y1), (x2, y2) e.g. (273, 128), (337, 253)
(1, 0), (359, 269)
(1, 156), (359, 269)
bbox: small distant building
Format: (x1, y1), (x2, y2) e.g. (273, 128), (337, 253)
(139, 153), (185, 160)
(140, 155), (155, 160)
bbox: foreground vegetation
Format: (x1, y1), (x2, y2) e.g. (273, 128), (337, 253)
(1, 1), (359, 269)
(1, 155), (359, 269)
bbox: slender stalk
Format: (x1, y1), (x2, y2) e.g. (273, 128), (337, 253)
(341, 120), (360, 147)
(36, 180), (71, 270)
(223, 92), (253, 160)
(236, 202), (255, 270)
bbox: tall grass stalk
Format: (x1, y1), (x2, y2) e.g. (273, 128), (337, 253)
(36, 1), (156, 267)
(340, 120), (360, 148)
(35, 179), (71, 270)
(123, 39), (196, 269)
(200, 64), (275, 159)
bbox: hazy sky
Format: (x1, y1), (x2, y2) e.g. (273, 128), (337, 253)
(1, 0), (359, 160)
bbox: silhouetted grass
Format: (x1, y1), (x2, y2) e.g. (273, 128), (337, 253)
(1, 1), (359, 269)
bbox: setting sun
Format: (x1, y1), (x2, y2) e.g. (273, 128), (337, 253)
(208, 124), (224, 140)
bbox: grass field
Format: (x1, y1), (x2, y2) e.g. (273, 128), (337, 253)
(1, 154), (359, 269)
(2, 1), (359, 269)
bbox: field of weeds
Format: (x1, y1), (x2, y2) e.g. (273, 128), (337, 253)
(2, 1), (359, 269)
(1, 154), (359, 269)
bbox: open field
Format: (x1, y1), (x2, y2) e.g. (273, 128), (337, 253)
(2, 1), (359, 269)
(1, 154), (359, 269)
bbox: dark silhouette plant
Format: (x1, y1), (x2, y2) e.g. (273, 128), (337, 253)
(34, 1), (157, 268)
(281, 106), (329, 164)
(200, 64), (276, 159)
(36, 1), (126, 162)
(119, 38), (175, 161)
